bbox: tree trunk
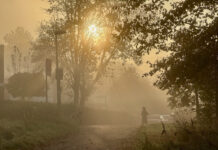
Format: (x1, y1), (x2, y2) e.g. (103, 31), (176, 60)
(215, 50), (218, 120)
(195, 88), (200, 119)
(74, 73), (80, 106)
(80, 93), (86, 107)
(74, 86), (79, 105)
(79, 79), (87, 107)
(216, 87), (218, 120)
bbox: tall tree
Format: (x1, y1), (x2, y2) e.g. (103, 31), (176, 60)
(143, 0), (218, 119)
(109, 0), (218, 119)
(32, 0), (129, 106)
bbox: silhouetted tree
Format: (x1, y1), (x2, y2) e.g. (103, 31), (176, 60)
(32, 0), (129, 106)
(110, 0), (217, 119)
(144, 0), (218, 119)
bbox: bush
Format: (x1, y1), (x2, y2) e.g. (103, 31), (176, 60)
(7, 72), (45, 99)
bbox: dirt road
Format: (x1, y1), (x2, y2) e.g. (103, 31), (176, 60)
(37, 125), (137, 150)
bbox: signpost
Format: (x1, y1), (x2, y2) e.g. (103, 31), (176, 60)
(55, 30), (66, 107)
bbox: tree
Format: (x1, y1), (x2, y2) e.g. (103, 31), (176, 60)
(32, 0), (131, 106)
(107, 0), (218, 119)
(11, 46), (22, 74)
(141, 0), (218, 119)
(4, 27), (33, 74)
(7, 72), (45, 100)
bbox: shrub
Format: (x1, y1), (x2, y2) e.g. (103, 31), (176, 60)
(7, 72), (45, 99)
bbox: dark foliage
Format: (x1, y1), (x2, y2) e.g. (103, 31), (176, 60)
(121, 0), (218, 119)
(7, 72), (45, 99)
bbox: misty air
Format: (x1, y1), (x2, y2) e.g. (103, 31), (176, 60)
(0, 0), (217, 150)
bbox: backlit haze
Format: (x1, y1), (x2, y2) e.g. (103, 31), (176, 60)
(0, 0), (49, 43)
(0, 0), (170, 116)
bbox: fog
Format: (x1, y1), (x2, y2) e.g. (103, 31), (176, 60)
(0, 0), (49, 43)
(85, 59), (170, 125)
(0, 1), (216, 150)
(0, 0), (171, 120)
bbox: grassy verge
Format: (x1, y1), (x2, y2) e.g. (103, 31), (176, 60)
(123, 123), (174, 150)
(0, 101), (78, 150)
(123, 122), (218, 150)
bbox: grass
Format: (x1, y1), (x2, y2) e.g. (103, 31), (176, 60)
(0, 100), (78, 150)
(129, 123), (174, 150)
(124, 121), (218, 150)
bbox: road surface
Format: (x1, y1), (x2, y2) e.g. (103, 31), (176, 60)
(36, 125), (137, 150)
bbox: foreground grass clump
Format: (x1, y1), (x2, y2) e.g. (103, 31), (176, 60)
(163, 121), (218, 150)
(126, 122), (218, 150)
(129, 123), (173, 150)
(0, 101), (78, 150)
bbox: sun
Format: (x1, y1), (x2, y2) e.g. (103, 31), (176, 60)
(88, 24), (98, 34)
(85, 24), (105, 44)
(87, 24), (101, 39)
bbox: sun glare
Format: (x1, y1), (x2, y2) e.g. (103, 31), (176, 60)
(86, 23), (106, 45)
(88, 24), (98, 34)
(87, 24), (101, 39)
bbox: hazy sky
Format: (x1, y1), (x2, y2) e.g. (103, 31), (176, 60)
(0, 0), (49, 43)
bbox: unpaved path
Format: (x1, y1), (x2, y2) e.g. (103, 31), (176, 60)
(37, 125), (137, 150)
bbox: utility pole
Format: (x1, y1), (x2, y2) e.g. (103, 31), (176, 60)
(0, 45), (4, 101)
(55, 30), (65, 107)
(45, 59), (52, 103)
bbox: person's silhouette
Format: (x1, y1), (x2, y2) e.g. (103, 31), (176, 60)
(141, 107), (148, 126)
